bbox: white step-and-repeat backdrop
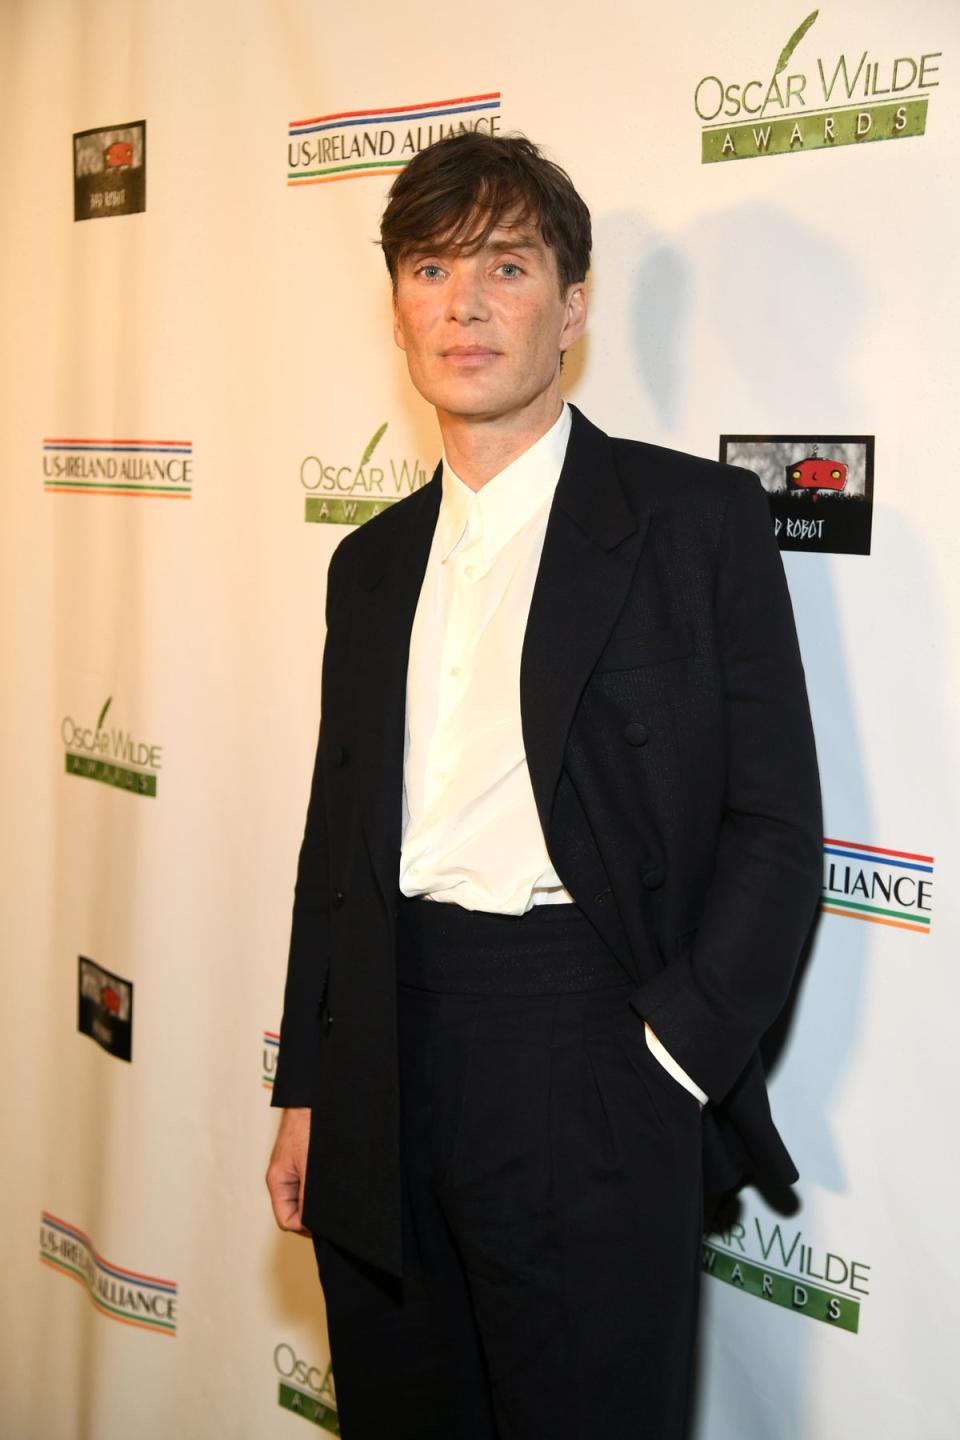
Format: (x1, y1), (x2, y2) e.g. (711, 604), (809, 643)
(1, 1), (958, 1435)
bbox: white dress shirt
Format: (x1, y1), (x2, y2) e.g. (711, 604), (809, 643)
(399, 403), (707, 1105)
(400, 404), (572, 913)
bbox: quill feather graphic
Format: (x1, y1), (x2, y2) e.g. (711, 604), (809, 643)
(358, 422), (388, 471)
(96, 697), (112, 733)
(760, 10), (819, 116)
(776, 10), (819, 75)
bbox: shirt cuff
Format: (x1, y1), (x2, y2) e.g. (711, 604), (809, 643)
(644, 1022), (709, 1106)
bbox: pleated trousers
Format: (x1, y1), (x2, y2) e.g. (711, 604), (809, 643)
(314, 898), (704, 1440)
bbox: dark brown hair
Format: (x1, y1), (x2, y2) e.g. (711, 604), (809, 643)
(380, 132), (591, 293)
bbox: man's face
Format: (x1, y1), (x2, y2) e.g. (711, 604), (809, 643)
(392, 217), (586, 426)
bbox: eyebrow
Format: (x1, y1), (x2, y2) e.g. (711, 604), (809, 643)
(485, 237), (540, 253)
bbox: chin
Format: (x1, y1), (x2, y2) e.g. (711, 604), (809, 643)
(446, 389), (518, 417)
(420, 381), (508, 418)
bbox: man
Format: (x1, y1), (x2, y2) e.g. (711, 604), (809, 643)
(267, 133), (821, 1439)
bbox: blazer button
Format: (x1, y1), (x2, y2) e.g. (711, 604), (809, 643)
(333, 744), (349, 767)
(642, 866), (665, 890)
(624, 722), (649, 747)
(325, 1012), (333, 1033)
(332, 888), (345, 909)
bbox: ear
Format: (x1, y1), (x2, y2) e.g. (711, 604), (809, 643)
(558, 282), (587, 352)
(392, 301), (407, 353)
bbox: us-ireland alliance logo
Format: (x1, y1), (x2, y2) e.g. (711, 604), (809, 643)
(43, 435), (193, 498)
(40, 1213), (177, 1336)
(288, 92), (501, 188)
(821, 838), (934, 935)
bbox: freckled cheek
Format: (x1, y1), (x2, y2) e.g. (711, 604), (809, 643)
(399, 298), (440, 334)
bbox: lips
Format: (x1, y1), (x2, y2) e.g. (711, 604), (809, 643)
(441, 346), (501, 365)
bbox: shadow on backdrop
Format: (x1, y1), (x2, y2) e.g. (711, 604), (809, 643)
(587, 201), (872, 1440)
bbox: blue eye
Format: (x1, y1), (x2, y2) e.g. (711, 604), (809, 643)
(498, 262), (522, 277)
(418, 264), (444, 280)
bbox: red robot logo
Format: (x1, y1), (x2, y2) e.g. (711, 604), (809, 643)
(100, 985), (121, 1014)
(786, 444), (847, 502)
(104, 141), (133, 169)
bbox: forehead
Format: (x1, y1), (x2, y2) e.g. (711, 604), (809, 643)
(402, 207), (553, 264)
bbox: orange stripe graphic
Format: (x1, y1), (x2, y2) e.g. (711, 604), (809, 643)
(44, 487), (191, 498)
(42, 1212), (176, 1288)
(43, 438), (191, 446)
(290, 93), (500, 128)
(40, 1258), (176, 1335)
(821, 906), (929, 935)
(288, 169), (405, 187)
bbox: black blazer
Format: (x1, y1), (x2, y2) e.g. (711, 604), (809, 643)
(274, 405), (823, 1277)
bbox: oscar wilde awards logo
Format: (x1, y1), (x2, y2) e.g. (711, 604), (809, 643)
(288, 92), (501, 188)
(274, 1342), (340, 1433)
(822, 838), (934, 936)
(720, 435), (874, 555)
(703, 1207), (870, 1333)
(39, 1212), (177, 1336)
(301, 422), (430, 526)
(43, 436), (193, 498)
(78, 957), (134, 1062)
(61, 696), (163, 798)
(74, 120), (146, 219)
(694, 11), (942, 163)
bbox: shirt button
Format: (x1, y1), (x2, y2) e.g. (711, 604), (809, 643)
(464, 564), (475, 578)
(435, 771), (447, 785)
(450, 665), (462, 678)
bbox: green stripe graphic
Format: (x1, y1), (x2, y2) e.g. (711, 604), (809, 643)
(40, 1252), (176, 1333)
(289, 160), (404, 180)
(65, 752), (157, 797)
(278, 1383), (341, 1433)
(44, 480), (190, 494)
(702, 1243), (860, 1333)
(821, 896), (930, 925)
(304, 497), (393, 525)
(702, 96), (927, 163)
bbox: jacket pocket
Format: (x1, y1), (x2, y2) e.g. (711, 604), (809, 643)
(594, 625), (694, 673)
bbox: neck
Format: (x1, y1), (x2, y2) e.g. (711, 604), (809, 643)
(437, 392), (564, 491)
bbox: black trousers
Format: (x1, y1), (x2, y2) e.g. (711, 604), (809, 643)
(314, 900), (704, 1440)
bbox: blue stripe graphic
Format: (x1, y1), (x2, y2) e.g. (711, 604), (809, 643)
(43, 1217), (177, 1293)
(290, 101), (500, 136)
(44, 445), (191, 455)
(823, 846), (933, 874)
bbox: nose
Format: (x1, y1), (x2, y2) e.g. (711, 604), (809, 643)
(446, 262), (490, 324)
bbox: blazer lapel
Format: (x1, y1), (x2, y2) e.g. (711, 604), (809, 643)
(351, 470), (442, 913)
(521, 406), (650, 838)
(350, 406), (649, 918)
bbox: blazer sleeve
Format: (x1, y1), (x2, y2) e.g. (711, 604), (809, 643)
(628, 469), (823, 1103)
(271, 549), (345, 1108)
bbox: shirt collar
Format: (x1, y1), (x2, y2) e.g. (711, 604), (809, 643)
(437, 402), (572, 565)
